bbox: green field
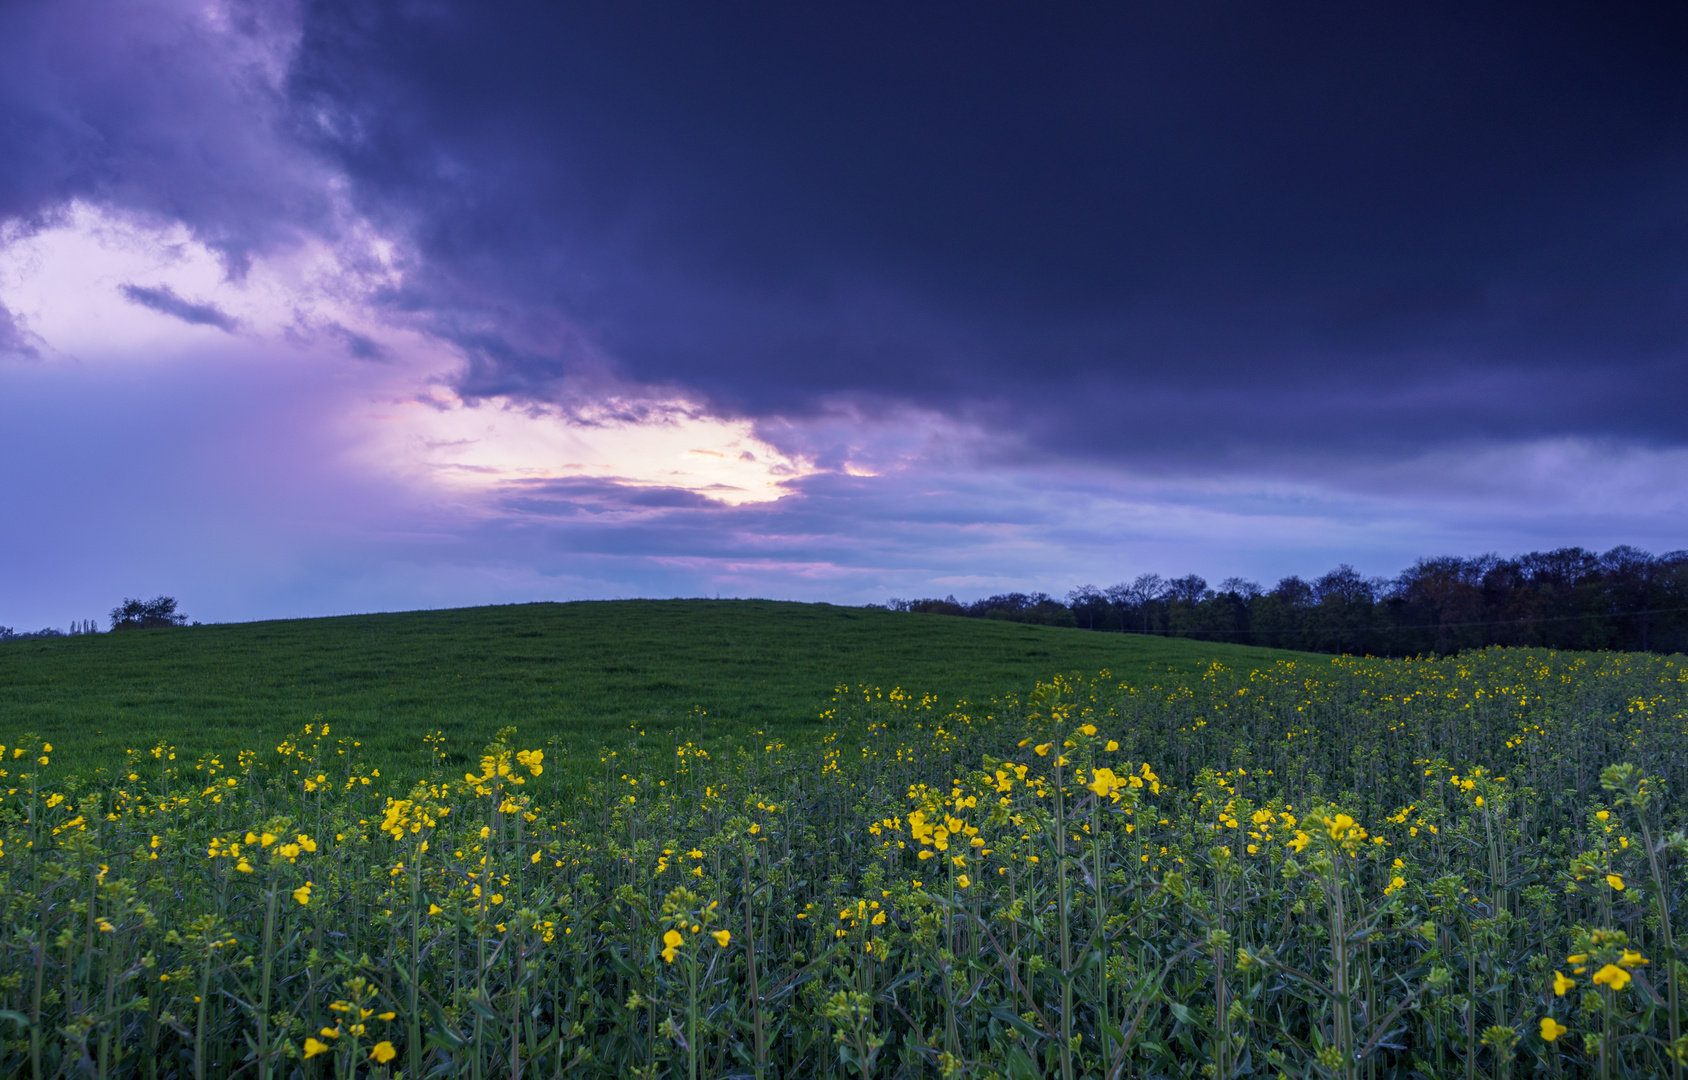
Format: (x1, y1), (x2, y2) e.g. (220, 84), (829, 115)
(0, 599), (1304, 775)
(7, 638), (1688, 1078)
(6, 601), (1688, 1077)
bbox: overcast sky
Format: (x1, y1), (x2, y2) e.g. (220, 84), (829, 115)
(3, 1), (1686, 628)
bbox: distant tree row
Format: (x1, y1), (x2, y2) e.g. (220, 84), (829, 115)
(0, 618), (100, 641)
(0, 597), (190, 642)
(883, 546), (1688, 656)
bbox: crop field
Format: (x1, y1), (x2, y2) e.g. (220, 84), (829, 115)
(4, 610), (1688, 1078)
(0, 599), (1298, 782)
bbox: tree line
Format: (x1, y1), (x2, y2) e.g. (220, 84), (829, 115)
(881, 545), (1688, 656)
(0, 596), (189, 641)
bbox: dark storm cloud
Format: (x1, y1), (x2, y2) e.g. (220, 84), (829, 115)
(288, 0), (1688, 460)
(119, 284), (241, 332)
(0, 0), (338, 270)
(5, 0), (1687, 462)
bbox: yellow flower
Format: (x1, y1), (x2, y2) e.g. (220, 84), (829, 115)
(917, 850), (934, 860)
(712, 929), (731, 947)
(303, 1038), (329, 1059)
(661, 929), (683, 963)
(1540, 1017), (1568, 1042)
(428, 903), (443, 915)
(1033, 744), (1051, 757)
(1591, 964), (1631, 992)
(1619, 949), (1648, 968)
(292, 882), (312, 906)
(957, 874), (971, 889)
(369, 1041), (396, 1064)
(1105, 740), (1119, 752)
(1553, 971), (1576, 996)
(1607, 873), (1625, 891)
(1384, 876), (1406, 895)
(1326, 814), (1357, 839)
(1077, 724), (1097, 736)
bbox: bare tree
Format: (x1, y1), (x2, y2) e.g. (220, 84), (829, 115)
(1219, 577), (1263, 599)
(1110, 573), (1166, 634)
(1065, 585), (1107, 630)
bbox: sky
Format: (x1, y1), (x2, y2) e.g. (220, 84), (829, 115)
(2, 0), (1687, 629)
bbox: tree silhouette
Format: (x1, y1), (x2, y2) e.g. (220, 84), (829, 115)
(109, 596), (187, 631)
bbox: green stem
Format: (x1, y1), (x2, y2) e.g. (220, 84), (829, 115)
(1329, 864), (1353, 1080)
(688, 949), (699, 1080)
(1465, 922), (1477, 1080)
(1056, 757), (1073, 1080)
(1637, 812), (1680, 1078)
(259, 887), (277, 1080)
(195, 937), (212, 1080)
(744, 851), (766, 1080)
(30, 927), (44, 1080)
(1092, 805), (1108, 1070)
(410, 848), (423, 1080)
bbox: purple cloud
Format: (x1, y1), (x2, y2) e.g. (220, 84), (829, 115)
(120, 284), (240, 332)
(284, 2), (1688, 464)
(3, 0), (1688, 627)
(0, 300), (40, 358)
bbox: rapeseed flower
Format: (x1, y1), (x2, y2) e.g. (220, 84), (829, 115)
(1592, 964), (1631, 992)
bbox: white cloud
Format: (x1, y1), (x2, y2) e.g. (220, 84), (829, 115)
(0, 202), (814, 506)
(360, 393), (811, 506)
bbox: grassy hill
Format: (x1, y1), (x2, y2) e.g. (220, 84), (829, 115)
(0, 599), (1311, 778)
